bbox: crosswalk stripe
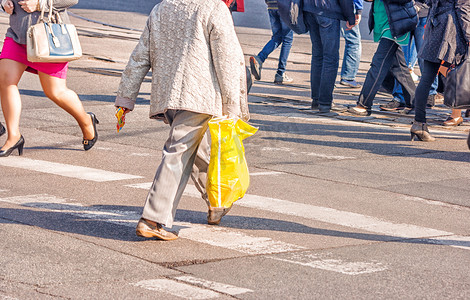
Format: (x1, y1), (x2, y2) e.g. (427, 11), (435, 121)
(133, 279), (220, 299)
(128, 183), (453, 239)
(1, 193), (467, 279)
(0, 157), (143, 182)
(428, 235), (470, 250)
(174, 275), (253, 295)
(0, 194), (304, 255)
(236, 193), (452, 239)
(269, 251), (388, 275)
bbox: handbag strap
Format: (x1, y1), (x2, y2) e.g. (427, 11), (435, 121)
(39, 0), (55, 23)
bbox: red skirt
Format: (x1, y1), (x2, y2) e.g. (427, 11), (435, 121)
(0, 37), (68, 79)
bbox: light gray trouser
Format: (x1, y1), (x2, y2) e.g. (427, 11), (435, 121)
(141, 110), (212, 227)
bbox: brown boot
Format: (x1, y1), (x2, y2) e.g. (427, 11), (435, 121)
(136, 218), (178, 241)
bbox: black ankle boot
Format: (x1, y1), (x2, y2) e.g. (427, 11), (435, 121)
(0, 135), (25, 157)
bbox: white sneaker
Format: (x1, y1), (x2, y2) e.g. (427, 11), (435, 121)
(274, 73), (293, 84)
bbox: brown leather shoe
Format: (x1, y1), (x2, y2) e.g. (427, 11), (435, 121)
(136, 218), (178, 241)
(207, 206), (232, 225)
(443, 116), (464, 126)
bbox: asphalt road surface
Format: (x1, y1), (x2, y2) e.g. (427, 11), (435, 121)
(0, 1), (469, 299)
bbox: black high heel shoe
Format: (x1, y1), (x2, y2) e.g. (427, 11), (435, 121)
(410, 121), (436, 142)
(0, 135), (25, 157)
(83, 112), (99, 151)
(0, 122), (5, 137)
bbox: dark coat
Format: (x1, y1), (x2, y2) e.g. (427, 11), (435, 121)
(419, 0), (470, 65)
(303, 0), (356, 26)
(368, 0), (418, 39)
(415, 0), (430, 18)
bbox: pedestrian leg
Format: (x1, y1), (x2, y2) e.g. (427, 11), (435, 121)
(142, 110), (212, 228)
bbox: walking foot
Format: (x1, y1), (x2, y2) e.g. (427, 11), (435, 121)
(136, 218), (178, 241)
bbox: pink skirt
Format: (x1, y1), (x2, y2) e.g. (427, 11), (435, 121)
(0, 37), (68, 79)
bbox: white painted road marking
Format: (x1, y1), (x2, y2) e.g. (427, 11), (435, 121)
(0, 157), (143, 182)
(1, 193), (468, 279)
(250, 171), (283, 176)
(261, 147), (355, 160)
(174, 275), (253, 295)
(0, 194), (303, 255)
(128, 183), (453, 239)
(236, 194), (452, 238)
(270, 252), (388, 275)
(133, 279), (220, 299)
(429, 235), (470, 251)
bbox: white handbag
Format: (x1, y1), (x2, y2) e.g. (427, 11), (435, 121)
(26, 0), (82, 62)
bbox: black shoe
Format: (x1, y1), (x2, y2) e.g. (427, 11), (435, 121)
(0, 122), (5, 137)
(311, 99), (319, 110)
(319, 105), (331, 113)
(467, 132), (470, 150)
(0, 135), (25, 157)
(380, 99), (405, 111)
(465, 109), (470, 118)
(426, 94), (436, 108)
(347, 106), (371, 116)
(83, 112), (99, 151)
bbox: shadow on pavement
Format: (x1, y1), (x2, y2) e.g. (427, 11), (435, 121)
(1, 205), (467, 249)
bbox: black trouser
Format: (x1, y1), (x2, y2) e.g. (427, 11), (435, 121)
(414, 60), (441, 123)
(357, 38), (416, 110)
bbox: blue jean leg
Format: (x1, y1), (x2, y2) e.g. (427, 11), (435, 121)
(257, 9), (293, 75)
(304, 12), (341, 106)
(340, 22), (361, 81)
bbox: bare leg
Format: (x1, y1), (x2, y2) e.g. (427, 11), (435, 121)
(38, 72), (94, 140)
(0, 59), (27, 151)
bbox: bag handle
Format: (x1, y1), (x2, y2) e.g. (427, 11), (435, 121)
(39, 0), (55, 23)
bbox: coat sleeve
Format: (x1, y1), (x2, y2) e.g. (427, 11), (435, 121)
(48, 0), (79, 10)
(115, 18), (152, 111)
(339, 0), (356, 25)
(456, 0), (470, 44)
(208, 2), (249, 121)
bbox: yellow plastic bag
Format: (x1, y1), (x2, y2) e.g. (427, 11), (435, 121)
(207, 117), (258, 208)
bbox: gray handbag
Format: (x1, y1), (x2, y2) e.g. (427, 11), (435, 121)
(26, 0), (82, 62)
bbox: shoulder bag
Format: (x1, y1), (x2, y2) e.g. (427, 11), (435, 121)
(444, 59), (470, 109)
(26, 0), (82, 62)
(277, 0), (308, 34)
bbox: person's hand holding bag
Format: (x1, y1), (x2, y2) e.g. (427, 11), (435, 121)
(1, 0), (14, 14)
(222, 102), (241, 120)
(18, 0), (40, 13)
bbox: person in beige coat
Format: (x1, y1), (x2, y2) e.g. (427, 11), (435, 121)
(115, 0), (249, 241)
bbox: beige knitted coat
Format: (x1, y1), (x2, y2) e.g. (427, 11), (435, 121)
(115, 0), (249, 121)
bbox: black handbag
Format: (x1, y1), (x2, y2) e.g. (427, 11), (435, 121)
(444, 59), (470, 109)
(277, 0), (308, 34)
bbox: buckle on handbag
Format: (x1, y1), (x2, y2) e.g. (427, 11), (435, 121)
(52, 36), (60, 48)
